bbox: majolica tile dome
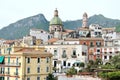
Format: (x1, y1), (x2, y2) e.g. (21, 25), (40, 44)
(50, 9), (62, 25)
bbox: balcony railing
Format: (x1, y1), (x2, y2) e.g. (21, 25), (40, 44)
(71, 55), (77, 58)
(0, 71), (4, 74)
(62, 54), (67, 58)
(5, 63), (21, 66)
(90, 45), (94, 47)
(14, 72), (18, 75)
(5, 72), (10, 75)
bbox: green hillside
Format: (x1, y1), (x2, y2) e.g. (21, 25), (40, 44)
(0, 14), (120, 40)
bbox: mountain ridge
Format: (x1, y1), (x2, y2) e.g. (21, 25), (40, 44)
(0, 14), (120, 40)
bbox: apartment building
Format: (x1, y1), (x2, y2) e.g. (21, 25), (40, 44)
(0, 45), (52, 80)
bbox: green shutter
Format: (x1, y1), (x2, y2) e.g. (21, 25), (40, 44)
(8, 56), (10, 64)
(0, 56), (4, 63)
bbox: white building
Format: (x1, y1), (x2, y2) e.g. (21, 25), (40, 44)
(113, 38), (120, 46)
(30, 29), (52, 43)
(102, 28), (116, 47)
(42, 43), (88, 72)
(89, 24), (102, 38)
(23, 36), (36, 46)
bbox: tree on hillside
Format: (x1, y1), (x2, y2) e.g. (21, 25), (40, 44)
(116, 25), (120, 32)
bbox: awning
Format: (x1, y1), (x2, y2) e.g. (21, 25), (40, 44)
(74, 62), (81, 64)
(0, 56), (4, 63)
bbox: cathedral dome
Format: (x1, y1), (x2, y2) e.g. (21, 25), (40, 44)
(50, 9), (62, 25)
(50, 17), (62, 25)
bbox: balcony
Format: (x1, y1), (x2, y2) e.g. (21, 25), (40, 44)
(89, 52), (93, 55)
(14, 72), (18, 75)
(5, 63), (21, 66)
(5, 72), (10, 75)
(0, 71), (4, 74)
(71, 55), (77, 58)
(90, 45), (94, 47)
(62, 54), (67, 58)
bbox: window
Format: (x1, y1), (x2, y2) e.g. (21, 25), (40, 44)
(96, 41), (101, 47)
(16, 57), (19, 65)
(37, 58), (40, 63)
(68, 63), (70, 66)
(104, 56), (107, 59)
(110, 52), (112, 54)
(8, 56), (10, 64)
(54, 50), (57, 56)
(73, 50), (76, 55)
(27, 67), (30, 73)
(46, 57), (49, 63)
(82, 52), (86, 56)
(83, 42), (86, 45)
(95, 32), (97, 35)
(83, 32), (86, 34)
(1, 67), (4, 74)
(109, 56), (112, 59)
(55, 28), (57, 31)
(48, 35), (50, 39)
(0, 49), (1, 54)
(41, 31), (43, 33)
(8, 67), (10, 74)
(46, 67), (49, 72)
(7, 77), (9, 80)
(63, 61), (66, 66)
(90, 42), (94, 47)
(15, 78), (18, 80)
(37, 77), (40, 80)
(27, 77), (30, 80)
(16, 68), (18, 75)
(37, 67), (40, 73)
(97, 49), (100, 52)
(54, 61), (57, 67)
(77, 63), (79, 67)
(62, 50), (67, 58)
(27, 57), (30, 63)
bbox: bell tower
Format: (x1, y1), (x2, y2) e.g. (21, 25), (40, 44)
(82, 12), (88, 28)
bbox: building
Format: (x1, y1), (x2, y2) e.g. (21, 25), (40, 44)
(79, 38), (104, 61)
(102, 27), (116, 46)
(82, 12), (88, 28)
(101, 46), (120, 64)
(43, 41), (88, 72)
(0, 45), (53, 80)
(30, 29), (53, 43)
(89, 24), (102, 38)
(49, 9), (63, 39)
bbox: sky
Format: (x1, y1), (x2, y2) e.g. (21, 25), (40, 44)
(0, 0), (119, 28)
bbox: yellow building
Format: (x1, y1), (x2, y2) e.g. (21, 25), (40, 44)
(0, 46), (53, 80)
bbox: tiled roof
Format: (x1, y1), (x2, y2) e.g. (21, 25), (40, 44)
(3, 40), (15, 44)
(79, 27), (90, 30)
(79, 37), (104, 40)
(47, 38), (59, 43)
(64, 29), (74, 33)
(102, 27), (115, 30)
(64, 38), (79, 41)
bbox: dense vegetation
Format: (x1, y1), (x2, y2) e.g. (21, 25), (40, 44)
(98, 54), (120, 80)
(116, 25), (120, 32)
